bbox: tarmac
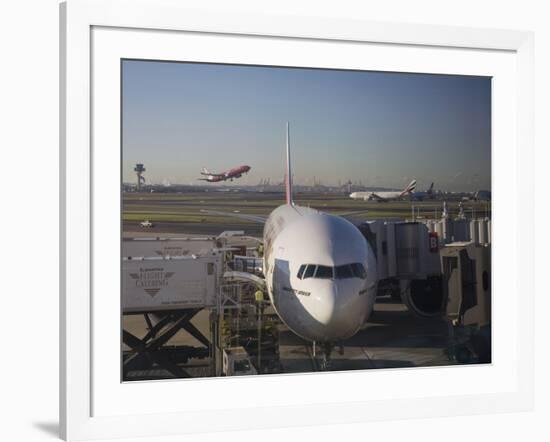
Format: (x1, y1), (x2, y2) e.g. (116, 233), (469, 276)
(122, 294), (455, 380)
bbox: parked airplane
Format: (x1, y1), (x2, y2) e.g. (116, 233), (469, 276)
(460, 189), (491, 202)
(349, 179), (417, 202)
(198, 165), (251, 182)
(410, 182), (435, 201)
(473, 190), (491, 201)
(201, 124), (377, 367)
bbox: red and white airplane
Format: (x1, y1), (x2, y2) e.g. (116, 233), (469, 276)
(198, 165), (251, 182)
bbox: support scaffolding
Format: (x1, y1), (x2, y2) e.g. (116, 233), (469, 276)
(122, 309), (210, 380)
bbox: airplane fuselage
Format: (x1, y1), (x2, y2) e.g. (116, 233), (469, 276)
(262, 204), (377, 343)
(349, 180), (416, 202)
(201, 165), (251, 182)
(349, 190), (403, 202)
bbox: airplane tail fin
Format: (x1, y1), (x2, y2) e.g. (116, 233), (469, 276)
(285, 122), (294, 205)
(428, 182), (434, 193)
(400, 179), (417, 196)
(201, 167), (211, 176)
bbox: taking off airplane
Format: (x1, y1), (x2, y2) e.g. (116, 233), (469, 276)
(198, 165), (251, 182)
(202, 123), (377, 367)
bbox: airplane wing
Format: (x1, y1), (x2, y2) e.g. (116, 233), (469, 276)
(200, 167), (225, 177)
(367, 193), (382, 201)
(199, 209), (267, 224)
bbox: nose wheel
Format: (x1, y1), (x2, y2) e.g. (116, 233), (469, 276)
(309, 342), (337, 371)
(320, 343), (334, 371)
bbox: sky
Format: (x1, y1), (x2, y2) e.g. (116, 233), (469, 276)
(122, 60), (491, 192)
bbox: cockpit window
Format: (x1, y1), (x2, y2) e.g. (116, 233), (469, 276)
(297, 262), (367, 280)
(351, 263), (367, 279)
(303, 264), (316, 279)
(335, 264), (354, 279)
(315, 265), (333, 279)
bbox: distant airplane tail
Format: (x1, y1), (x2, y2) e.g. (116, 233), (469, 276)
(285, 122), (294, 205)
(400, 179), (417, 196)
(201, 167), (211, 176)
(427, 182), (434, 194)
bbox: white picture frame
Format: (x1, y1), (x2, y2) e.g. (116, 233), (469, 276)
(60, 0), (534, 440)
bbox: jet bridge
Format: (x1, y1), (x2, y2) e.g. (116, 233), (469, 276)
(440, 241), (491, 363)
(357, 218), (491, 317)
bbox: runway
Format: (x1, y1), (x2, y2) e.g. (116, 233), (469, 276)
(123, 190), (490, 236)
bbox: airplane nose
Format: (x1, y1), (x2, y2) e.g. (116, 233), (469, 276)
(310, 284), (337, 326)
(305, 281), (366, 340)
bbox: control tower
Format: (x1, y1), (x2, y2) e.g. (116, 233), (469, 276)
(134, 163), (146, 191)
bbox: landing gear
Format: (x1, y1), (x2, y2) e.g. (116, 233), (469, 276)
(309, 341), (337, 371)
(320, 343), (334, 370)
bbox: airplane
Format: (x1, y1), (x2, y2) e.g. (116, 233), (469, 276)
(349, 179), (417, 202)
(410, 182), (435, 201)
(473, 190), (491, 201)
(201, 123), (378, 367)
(460, 189), (491, 202)
(198, 165), (251, 182)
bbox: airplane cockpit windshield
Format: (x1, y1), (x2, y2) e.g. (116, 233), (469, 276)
(315, 265), (333, 279)
(296, 263), (366, 280)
